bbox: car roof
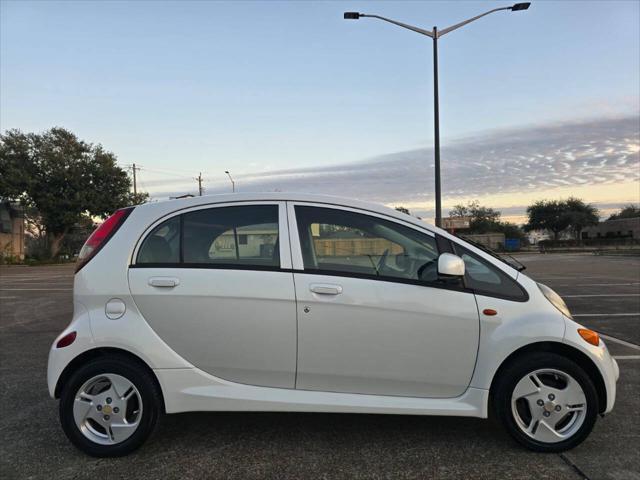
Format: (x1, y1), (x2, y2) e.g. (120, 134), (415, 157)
(134, 192), (442, 236)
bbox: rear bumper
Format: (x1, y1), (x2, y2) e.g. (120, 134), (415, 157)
(47, 302), (94, 398)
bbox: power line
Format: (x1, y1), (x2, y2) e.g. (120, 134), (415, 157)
(140, 166), (205, 179)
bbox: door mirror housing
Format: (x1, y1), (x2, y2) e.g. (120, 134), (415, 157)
(438, 253), (465, 277)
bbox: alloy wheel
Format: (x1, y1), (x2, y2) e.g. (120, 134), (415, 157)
(72, 373), (143, 445)
(511, 368), (587, 444)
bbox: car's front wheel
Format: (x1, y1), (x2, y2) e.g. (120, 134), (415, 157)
(494, 352), (599, 452)
(59, 355), (161, 457)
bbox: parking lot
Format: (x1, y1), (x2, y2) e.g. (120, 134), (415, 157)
(1, 254), (638, 480)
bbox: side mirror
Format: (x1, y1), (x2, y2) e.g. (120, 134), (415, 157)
(438, 253), (465, 277)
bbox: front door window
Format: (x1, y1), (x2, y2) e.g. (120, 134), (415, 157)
(295, 206), (440, 283)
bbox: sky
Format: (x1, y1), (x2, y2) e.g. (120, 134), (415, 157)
(1, 0), (639, 222)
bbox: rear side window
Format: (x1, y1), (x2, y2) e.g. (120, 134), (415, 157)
(452, 243), (527, 301)
(136, 205), (280, 268)
(183, 205), (279, 267)
(137, 216), (180, 264)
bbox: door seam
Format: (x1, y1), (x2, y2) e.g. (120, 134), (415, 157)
(285, 201), (300, 389)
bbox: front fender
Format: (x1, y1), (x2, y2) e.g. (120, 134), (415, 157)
(470, 283), (566, 392)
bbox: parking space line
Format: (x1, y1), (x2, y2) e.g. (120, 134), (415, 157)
(562, 294), (640, 297)
(573, 313), (640, 317)
(0, 288), (73, 292)
(613, 355), (640, 360)
(600, 334), (640, 351)
(534, 276), (640, 281)
(554, 282), (640, 287)
(0, 275), (70, 280)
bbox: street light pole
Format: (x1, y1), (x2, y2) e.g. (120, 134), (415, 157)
(344, 3), (530, 227)
(225, 170), (235, 192)
(432, 26), (441, 228)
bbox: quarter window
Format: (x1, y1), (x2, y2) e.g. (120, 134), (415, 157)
(295, 206), (440, 283)
(452, 243), (527, 300)
(137, 216), (180, 264)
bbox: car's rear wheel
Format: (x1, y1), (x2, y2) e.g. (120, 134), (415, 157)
(494, 352), (599, 452)
(59, 355), (161, 457)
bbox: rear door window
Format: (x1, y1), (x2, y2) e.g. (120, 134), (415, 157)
(136, 204), (280, 269)
(182, 205), (279, 267)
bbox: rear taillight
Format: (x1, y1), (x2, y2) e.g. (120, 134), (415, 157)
(75, 207), (134, 272)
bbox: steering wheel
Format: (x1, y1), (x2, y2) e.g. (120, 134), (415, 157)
(417, 259), (438, 281)
(376, 249), (389, 274)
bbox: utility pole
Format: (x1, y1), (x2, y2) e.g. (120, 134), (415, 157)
(197, 172), (203, 196)
(132, 163), (139, 195)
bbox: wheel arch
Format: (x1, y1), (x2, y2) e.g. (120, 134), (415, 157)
(488, 341), (607, 414)
(54, 347), (166, 412)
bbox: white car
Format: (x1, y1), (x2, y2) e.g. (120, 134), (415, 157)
(48, 193), (619, 456)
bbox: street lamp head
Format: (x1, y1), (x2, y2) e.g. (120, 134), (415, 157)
(343, 12), (361, 20)
(224, 170), (229, 174)
(511, 3), (531, 11)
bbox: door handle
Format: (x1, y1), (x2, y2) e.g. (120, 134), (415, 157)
(310, 283), (343, 295)
(148, 277), (180, 288)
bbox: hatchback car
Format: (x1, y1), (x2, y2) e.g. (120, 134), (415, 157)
(48, 193), (619, 456)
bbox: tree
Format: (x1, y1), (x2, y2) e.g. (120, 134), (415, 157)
(448, 200), (525, 240)
(0, 128), (144, 258)
(0, 129), (32, 199)
(498, 222), (527, 241)
(395, 206), (411, 215)
(450, 200), (501, 233)
(525, 198), (599, 241)
(524, 200), (568, 240)
(564, 197), (599, 240)
(608, 204), (640, 221)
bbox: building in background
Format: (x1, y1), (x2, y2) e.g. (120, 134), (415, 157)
(581, 217), (640, 240)
(0, 202), (25, 261)
(463, 233), (506, 251)
(527, 230), (551, 245)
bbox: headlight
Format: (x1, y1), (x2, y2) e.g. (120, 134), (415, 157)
(537, 283), (572, 319)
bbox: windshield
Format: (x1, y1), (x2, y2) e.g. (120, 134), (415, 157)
(455, 234), (526, 272)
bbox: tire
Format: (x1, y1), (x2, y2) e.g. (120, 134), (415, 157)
(493, 352), (599, 453)
(59, 355), (162, 457)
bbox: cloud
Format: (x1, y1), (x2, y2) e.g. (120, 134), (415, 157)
(151, 115), (640, 216)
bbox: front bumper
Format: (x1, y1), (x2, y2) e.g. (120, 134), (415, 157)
(563, 318), (619, 414)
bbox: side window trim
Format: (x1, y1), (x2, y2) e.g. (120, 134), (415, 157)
(436, 234), (454, 255)
(179, 214), (184, 263)
(292, 266), (472, 292)
(131, 201), (290, 271)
